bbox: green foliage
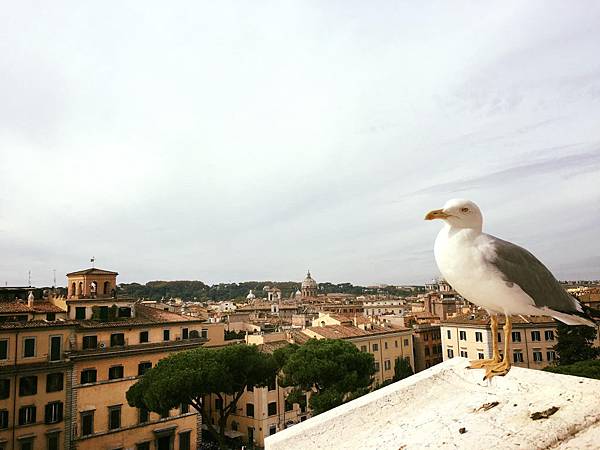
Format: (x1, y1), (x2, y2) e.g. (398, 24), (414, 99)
(393, 357), (414, 381)
(126, 344), (277, 449)
(224, 330), (246, 341)
(543, 360), (600, 380)
(553, 322), (600, 365)
(277, 339), (375, 415)
(118, 279), (415, 301)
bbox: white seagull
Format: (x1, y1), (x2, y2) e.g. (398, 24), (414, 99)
(425, 198), (596, 379)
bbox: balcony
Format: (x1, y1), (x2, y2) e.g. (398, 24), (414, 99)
(265, 358), (600, 449)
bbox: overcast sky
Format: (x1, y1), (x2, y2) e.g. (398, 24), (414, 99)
(1, 2), (600, 287)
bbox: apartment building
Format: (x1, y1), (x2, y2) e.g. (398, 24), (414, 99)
(411, 324), (443, 372)
(440, 313), (560, 369)
(0, 268), (226, 450)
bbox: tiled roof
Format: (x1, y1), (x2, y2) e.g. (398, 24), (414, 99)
(441, 313), (558, 326)
(66, 267), (118, 276)
(304, 324), (410, 340)
(0, 320), (78, 330)
(258, 340), (290, 354)
(0, 301), (65, 314)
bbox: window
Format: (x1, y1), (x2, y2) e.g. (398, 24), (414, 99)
(404, 339), (409, 346)
(0, 340), (8, 360)
(0, 410), (8, 429)
(75, 307), (86, 320)
(46, 373), (64, 393)
(45, 401), (63, 424)
(180, 403), (189, 414)
(47, 433), (60, 450)
(81, 411), (94, 436)
(268, 402), (277, 416)
(497, 332), (502, 343)
(372, 343), (379, 351)
(110, 333), (125, 347)
(201, 329), (208, 339)
(118, 307), (131, 318)
(533, 350), (543, 362)
(109, 366), (124, 380)
(19, 376), (37, 396)
(360, 345), (367, 352)
(189, 330), (200, 339)
(395, 340), (398, 348)
(20, 439), (34, 450)
(531, 330), (541, 341)
(459, 331), (467, 340)
(513, 351), (524, 363)
(182, 328), (189, 339)
(50, 336), (61, 361)
(478, 352), (484, 359)
(545, 330), (555, 341)
(138, 407), (149, 424)
(447, 330), (451, 339)
(136, 444), (150, 450)
(374, 361), (380, 371)
(139, 331), (149, 343)
(460, 350), (468, 358)
(138, 362), (152, 376)
(511, 331), (521, 342)
(108, 406), (121, 430)
(23, 337), (35, 357)
(384, 341), (388, 349)
(384, 360), (391, 370)
(82, 335), (97, 350)
(447, 349), (454, 358)
(163, 329), (170, 341)
(547, 350), (556, 362)
(18, 405), (36, 425)
(80, 369), (97, 384)
(269, 425), (277, 436)
(179, 431), (191, 450)
(475, 332), (483, 342)
(46, 312), (56, 321)
(0, 379), (9, 399)
(246, 403), (254, 417)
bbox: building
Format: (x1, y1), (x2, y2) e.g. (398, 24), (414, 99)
(362, 297), (406, 317)
(300, 271), (317, 299)
(0, 267), (226, 450)
(297, 314), (415, 384)
(440, 313), (562, 369)
(411, 324), (443, 372)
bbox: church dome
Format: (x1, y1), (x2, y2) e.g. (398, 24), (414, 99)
(246, 290), (256, 300)
(302, 270), (317, 288)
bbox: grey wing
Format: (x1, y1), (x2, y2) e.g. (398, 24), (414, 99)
(486, 236), (581, 314)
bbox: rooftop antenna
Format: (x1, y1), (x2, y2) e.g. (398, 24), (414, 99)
(90, 256), (95, 268)
(52, 269), (56, 288)
(28, 270), (31, 287)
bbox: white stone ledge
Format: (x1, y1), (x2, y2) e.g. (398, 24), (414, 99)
(265, 358), (600, 450)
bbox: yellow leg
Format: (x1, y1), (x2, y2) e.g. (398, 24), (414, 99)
(484, 315), (512, 380)
(469, 315), (500, 368)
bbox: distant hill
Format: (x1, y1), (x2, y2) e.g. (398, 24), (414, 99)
(117, 280), (418, 302)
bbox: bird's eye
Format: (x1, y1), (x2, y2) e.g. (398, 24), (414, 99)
(461, 207), (469, 213)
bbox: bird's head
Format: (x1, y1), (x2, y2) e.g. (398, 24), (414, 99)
(425, 199), (483, 231)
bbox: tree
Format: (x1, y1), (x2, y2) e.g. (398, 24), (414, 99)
(126, 345), (277, 449)
(275, 339), (376, 415)
(393, 357), (414, 381)
(543, 360), (600, 380)
(553, 322), (600, 365)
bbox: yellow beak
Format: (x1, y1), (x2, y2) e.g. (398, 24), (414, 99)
(425, 209), (451, 220)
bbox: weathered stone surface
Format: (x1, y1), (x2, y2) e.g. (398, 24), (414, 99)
(265, 358), (600, 450)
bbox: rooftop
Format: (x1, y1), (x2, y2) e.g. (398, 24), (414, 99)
(442, 312), (558, 326)
(266, 357), (600, 450)
(66, 267), (119, 276)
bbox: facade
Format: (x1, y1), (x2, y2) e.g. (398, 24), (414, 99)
(0, 268), (226, 450)
(440, 314), (562, 369)
(362, 298), (406, 316)
(300, 272), (317, 299)
(411, 324), (443, 372)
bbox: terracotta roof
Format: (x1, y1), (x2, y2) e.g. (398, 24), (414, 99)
(289, 330), (311, 344)
(441, 313), (559, 326)
(66, 268), (119, 276)
(0, 320), (78, 330)
(0, 301), (65, 314)
(135, 304), (197, 323)
(258, 340), (290, 354)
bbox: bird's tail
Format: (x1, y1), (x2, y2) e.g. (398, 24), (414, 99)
(544, 306), (597, 328)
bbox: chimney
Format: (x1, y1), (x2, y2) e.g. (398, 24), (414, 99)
(27, 291), (34, 307)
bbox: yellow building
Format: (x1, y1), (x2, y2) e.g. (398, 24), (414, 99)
(0, 268), (226, 450)
(441, 313), (562, 369)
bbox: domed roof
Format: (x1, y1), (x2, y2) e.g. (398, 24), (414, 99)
(301, 270), (317, 288)
(246, 290), (256, 300)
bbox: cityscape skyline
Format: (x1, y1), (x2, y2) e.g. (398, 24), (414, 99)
(2, 2), (600, 286)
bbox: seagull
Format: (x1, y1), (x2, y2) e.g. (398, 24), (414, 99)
(425, 198), (596, 379)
